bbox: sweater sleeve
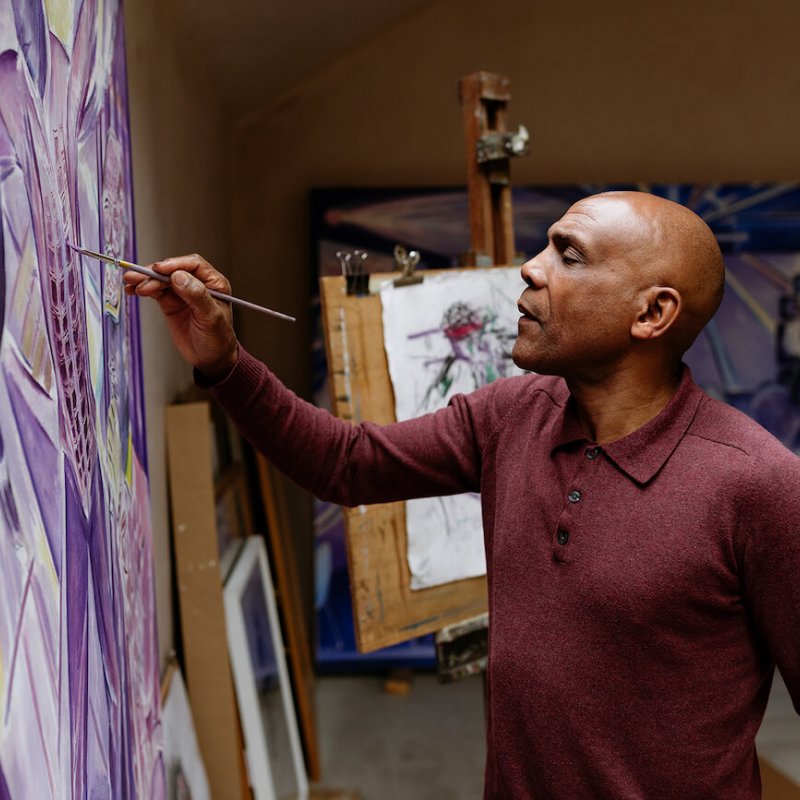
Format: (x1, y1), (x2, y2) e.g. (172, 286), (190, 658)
(211, 346), (501, 507)
(740, 443), (800, 714)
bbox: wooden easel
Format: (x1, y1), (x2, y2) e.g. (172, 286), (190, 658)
(459, 71), (528, 267)
(426, 72), (529, 679)
(319, 72), (528, 655)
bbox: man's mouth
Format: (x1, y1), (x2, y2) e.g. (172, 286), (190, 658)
(518, 304), (541, 323)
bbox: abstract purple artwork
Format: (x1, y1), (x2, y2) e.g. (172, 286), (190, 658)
(0, 1), (164, 797)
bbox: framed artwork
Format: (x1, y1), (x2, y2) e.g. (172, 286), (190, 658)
(161, 662), (212, 800)
(224, 537), (308, 800)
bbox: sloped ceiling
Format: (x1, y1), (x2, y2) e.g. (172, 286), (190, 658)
(159, 0), (435, 116)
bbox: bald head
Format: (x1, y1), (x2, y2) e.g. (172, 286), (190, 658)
(575, 191), (725, 356)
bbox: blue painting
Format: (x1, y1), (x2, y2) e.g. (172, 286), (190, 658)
(310, 183), (800, 666)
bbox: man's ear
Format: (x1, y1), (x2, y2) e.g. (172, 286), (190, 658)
(631, 286), (681, 340)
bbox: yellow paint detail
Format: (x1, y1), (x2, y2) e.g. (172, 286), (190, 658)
(43, 360), (53, 394)
(11, 231), (33, 318)
(22, 315), (34, 355)
(44, 0), (75, 47)
(32, 333), (44, 374)
(36, 523), (59, 593)
(126, 431), (134, 486)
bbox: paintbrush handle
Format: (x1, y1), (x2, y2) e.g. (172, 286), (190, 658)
(208, 288), (296, 322)
(117, 259), (170, 284)
(116, 259), (296, 322)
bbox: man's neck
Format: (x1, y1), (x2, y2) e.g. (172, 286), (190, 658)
(566, 362), (683, 445)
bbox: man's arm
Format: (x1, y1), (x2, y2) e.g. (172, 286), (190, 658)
(123, 254), (491, 507)
(741, 445), (800, 713)
(210, 346), (487, 507)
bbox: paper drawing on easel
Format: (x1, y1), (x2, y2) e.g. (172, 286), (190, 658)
(381, 268), (525, 588)
(0, 2), (164, 797)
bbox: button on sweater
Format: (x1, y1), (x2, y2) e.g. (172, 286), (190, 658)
(213, 347), (800, 800)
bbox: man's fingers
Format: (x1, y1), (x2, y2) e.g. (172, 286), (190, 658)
(148, 254), (232, 296)
(124, 254), (234, 321)
(122, 270), (147, 288)
(168, 270), (228, 320)
(133, 277), (169, 299)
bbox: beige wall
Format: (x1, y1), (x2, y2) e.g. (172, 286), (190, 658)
(228, 0), (800, 617)
(230, 0), (800, 391)
(121, 0), (800, 663)
(125, 0), (229, 665)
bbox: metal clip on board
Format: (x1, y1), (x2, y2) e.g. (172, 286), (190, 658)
(435, 613), (489, 683)
(337, 249), (370, 296)
(392, 244), (423, 288)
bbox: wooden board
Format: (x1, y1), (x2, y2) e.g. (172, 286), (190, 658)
(319, 273), (488, 653)
(762, 758), (800, 800)
(165, 402), (248, 800)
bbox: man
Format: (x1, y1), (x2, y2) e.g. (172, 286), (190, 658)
(127, 192), (800, 799)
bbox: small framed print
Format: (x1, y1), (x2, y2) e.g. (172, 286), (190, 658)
(160, 662), (212, 800)
(224, 537), (309, 800)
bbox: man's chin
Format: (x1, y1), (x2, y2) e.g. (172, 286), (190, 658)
(512, 346), (541, 374)
(512, 345), (559, 377)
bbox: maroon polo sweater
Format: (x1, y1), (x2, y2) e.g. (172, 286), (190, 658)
(212, 347), (800, 799)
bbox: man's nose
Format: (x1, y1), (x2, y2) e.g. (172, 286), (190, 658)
(520, 255), (548, 290)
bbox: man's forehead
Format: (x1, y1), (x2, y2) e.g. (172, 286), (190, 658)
(549, 196), (641, 243)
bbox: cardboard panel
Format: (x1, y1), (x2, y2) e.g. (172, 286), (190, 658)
(165, 402), (247, 799)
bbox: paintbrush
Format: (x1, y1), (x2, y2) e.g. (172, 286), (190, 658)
(67, 243), (296, 322)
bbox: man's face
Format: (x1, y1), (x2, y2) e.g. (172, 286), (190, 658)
(512, 197), (646, 378)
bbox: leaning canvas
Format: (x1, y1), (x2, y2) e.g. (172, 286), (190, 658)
(161, 665), (211, 800)
(0, 1), (164, 797)
(224, 537), (308, 800)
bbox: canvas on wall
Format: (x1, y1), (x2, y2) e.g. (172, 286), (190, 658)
(0, 1), (164, 797)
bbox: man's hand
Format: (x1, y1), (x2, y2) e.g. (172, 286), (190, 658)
(123, 254), (239, 383)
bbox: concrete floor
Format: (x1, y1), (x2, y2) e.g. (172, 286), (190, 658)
(758, 673), (800, 786)
(313, 673), (485, 799)
(312, 671), (799, 799)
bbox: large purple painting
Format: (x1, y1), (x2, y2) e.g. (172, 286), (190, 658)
(0, 1), (164, 797)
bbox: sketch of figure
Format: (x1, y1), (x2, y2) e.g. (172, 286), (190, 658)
(415, 301), (517, 413)
(381, 268), (525, 588)
(0, 1), (164, 797)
